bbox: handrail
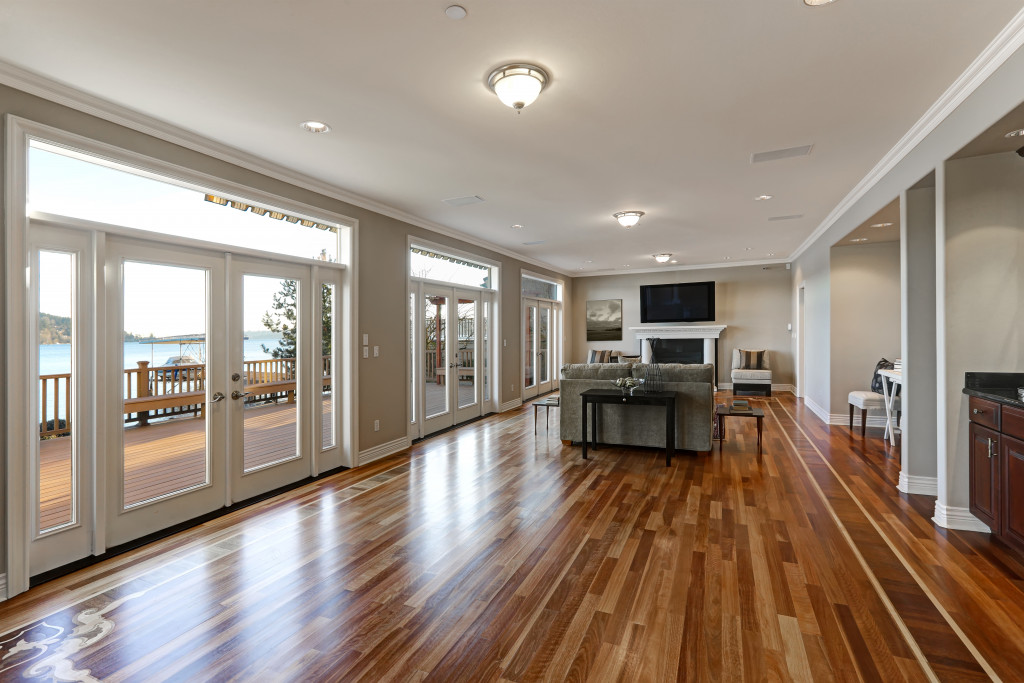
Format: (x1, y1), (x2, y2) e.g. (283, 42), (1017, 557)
(40, 354), (334, 436)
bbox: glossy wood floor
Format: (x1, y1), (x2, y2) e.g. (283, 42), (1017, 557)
(5, 394), (1024, 681)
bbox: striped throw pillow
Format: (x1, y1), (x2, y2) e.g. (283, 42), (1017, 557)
(739, 349), (765, 369)
(588, 349), (616, 363)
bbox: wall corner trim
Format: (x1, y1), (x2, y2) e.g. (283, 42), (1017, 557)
(0, 574), (6, 602)
(500, 399), (523, 413)
(803, 397), (830, 424)
(897, 473), (939, 497)
(357, 437), (410, 466)
(932, 502), (991, 532)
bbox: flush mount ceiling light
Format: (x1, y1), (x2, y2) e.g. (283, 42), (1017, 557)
(870, 222), (894, 228)
(487, 64), (549, 112)
(653, 253), (672, 263)
(754, 194), (773, 201)
(613, 210), (645, 228)
(445, 5), (467, 19)
(511, 224), (524, 230)
(299, 120), (331, 133)
(804, 0), (837, 5)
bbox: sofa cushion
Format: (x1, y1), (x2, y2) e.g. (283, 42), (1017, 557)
(561, 363), (632, 380)
(631, 363), (714, 384)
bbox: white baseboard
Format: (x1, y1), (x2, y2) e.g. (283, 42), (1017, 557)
(358, 436), (411, 466)
(500, 398), (523, 413)
(898, 473), (938, 496)
(932, 502), (991, 532)
(803, 397), (830, 424)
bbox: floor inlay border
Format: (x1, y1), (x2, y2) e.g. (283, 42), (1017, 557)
(768, 400), (999, 682)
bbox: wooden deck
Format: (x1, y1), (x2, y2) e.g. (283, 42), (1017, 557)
(38, 401), (311, 527)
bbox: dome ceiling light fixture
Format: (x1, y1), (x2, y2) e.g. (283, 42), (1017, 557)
(487, 63), (549, 112)
(613, 210), (645, 228)
(804, 0), (838, 5)
(653, 253), (672, 263)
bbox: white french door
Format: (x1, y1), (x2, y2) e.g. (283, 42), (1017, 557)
(522, 299), (559, 400)
(25, 229), (337, 573)
(414, 284), (486, 437)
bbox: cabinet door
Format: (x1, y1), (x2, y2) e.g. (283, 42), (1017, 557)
(969, 422), (1000, 532)
(1002, 435), (1024, 551)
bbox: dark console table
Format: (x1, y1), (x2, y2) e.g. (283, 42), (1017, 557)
(580, 389), (676, 466)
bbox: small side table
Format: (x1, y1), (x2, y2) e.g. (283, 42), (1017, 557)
(534, 396), (559, 433)
(716, 404), (765, 456)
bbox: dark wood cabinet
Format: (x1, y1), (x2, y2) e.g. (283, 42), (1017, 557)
(969, 422), (1000, 531)
(969, 397), (1024, 554)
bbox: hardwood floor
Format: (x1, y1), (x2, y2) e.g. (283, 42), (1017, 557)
(4, 394), (1023, 681)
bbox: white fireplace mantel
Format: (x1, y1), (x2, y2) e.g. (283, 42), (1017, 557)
(629, 325), (727, 364)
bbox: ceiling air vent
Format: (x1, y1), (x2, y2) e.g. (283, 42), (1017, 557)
(442, 195), (484, 207)
(751, 145), (813, 164)
(768, 214), (805, 222)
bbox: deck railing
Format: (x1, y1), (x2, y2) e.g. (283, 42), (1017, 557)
(423, 348), (475, 382)
(40, 355), (333, 436)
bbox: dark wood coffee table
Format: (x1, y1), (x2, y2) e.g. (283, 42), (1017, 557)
(716, 404), (765, 455)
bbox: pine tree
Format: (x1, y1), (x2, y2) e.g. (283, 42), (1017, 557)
(261, 281), (332, 358)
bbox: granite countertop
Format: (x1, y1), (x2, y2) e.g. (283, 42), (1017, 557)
(963, 372), (1024, 409)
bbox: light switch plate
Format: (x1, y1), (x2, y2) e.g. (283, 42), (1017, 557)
(362, 346), (369, 358)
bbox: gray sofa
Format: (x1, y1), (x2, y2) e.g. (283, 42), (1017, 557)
(559, 362), (715, 452)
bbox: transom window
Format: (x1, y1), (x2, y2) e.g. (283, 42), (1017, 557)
(522, 275), (560, 301)
(28, 141), (339, 261)
(410, 246), (493, 288)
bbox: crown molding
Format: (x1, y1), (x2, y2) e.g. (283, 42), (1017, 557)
(0, 60), (571, 277)
(574, 258), (789, 278)
(789, 8), (1024, 262)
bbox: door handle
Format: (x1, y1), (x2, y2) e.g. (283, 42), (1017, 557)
(987, 437), (995, 459)
(231, 390), (253, 400)
(211, 392), (226, 403)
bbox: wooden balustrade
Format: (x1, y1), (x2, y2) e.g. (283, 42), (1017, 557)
(41, 355), (334, 436)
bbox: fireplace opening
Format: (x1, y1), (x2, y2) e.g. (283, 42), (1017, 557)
(649, 338), (703, 364)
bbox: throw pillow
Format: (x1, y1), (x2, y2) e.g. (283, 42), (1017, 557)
(738, 349), (765, 370)
(588, 349), (615, 363)
(871, 358), (894, 394)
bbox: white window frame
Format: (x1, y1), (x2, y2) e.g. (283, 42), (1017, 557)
(4, 115), (359, 599)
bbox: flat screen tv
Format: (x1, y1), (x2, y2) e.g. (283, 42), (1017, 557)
(640, 281), (715, 323)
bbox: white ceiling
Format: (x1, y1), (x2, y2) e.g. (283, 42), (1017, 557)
(1, 1), (1021, 274)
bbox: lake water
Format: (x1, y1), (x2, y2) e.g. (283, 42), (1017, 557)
(39, 339), (283, 376)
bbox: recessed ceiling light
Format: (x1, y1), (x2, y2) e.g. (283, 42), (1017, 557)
(584, 260), (593, 263)
(445, 5), (467, 19)
(670, 260), (678, 264)
(870, 222), (894, 228)
(724, 256), (732, 260)
(1004, 128), (1024, 138)
(511, 224), (524, 230)
(754, 195), (773, 201)
(299, 120), (331, 133)
(804, 0), (837, 5)
(621, 264), (631, 268)
(851, 237), (868, 242)
(653, 253), (672, 263)
(767, 252), (776, 256)
(744, 247), (752, 251)
(576, 266), (585, 270)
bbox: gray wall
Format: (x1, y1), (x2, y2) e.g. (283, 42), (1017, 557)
(571, 265), (794, 386)
(829, 242), (902, 413)
(792, 240), (831, 415)
(942, 152), (1024, 508)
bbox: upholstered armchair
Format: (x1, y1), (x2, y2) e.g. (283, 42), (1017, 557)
(731, 349), (772, 396)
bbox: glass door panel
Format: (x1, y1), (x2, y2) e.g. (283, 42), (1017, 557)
(424, 293), (449, 420)
(524, 304), (537, 396)
(456, 297), (477, 411)
(122, 261), (210, 507)
(538, 304), (551, 386)
(321, 283), (335, 450)
(241, 275), (300, 472)
(37, 251), (76, 532)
